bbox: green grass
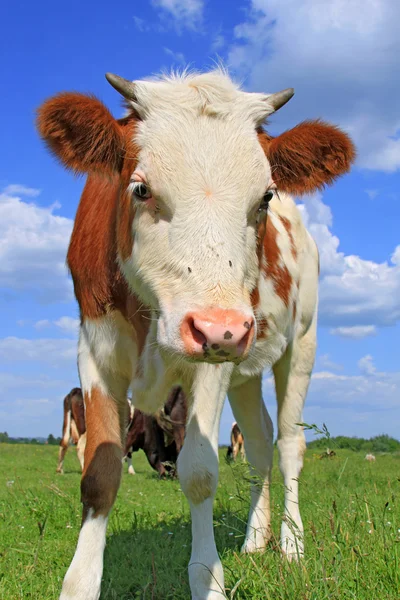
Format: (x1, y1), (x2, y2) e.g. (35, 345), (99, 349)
(0, 444), (399, 599)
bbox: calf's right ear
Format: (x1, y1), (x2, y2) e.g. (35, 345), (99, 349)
(36, 93), (124, 175)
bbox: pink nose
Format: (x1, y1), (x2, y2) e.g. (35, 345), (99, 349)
(180, 308), (255, 362)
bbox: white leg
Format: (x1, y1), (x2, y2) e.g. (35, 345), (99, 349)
(56, 444), (68, 474)
(76, 433), (86, 472)
(178, 363), (232, 600)
(60, 323), (131, 600)
(228, 375), (273, 553)
(59, 510), (107, 600)
(273, 319), (316, 560)
(127, 453), (135, 475)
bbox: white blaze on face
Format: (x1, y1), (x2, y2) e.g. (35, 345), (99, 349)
(120, 71), (276, 359)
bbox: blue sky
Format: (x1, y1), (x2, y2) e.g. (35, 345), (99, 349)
(1, 0), (399, 443)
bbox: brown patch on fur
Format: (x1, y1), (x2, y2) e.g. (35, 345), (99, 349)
(81, 387), (124, 519)
(280, 216), (298, 260)
(122, 295), (151, 356)
(36, 93), (125, 175)
(52, 105), (150, 347)
(251, 219), (267, 310)
(256, 317), (269, 340)
(117, 120), (140, 261)
(184, 470), (213, 505)
(67, 174), (128, 319)
(258, 120), (355, 195)
(263, 218), (292, 306)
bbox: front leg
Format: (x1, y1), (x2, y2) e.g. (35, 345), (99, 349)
(178, 363), (232, 600)
(228, 375), (273, 553)
(60, 324), (130, 600)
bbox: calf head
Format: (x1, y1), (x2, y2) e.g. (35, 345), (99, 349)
(37, 70), (355, 365)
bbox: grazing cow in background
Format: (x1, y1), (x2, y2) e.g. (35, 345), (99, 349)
(56, 388), (86, 474)
(57, 389), (134, 475)
(124, 386), (187, 476)
(37, 67), (354, 600)
(365, 453), (376, 462)
(227, 422), (245, 462)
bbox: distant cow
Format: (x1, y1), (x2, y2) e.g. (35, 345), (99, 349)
(227, 422), (245, 462)
(56, 388), (86, 474)
(124, 386), (187, 477)
(319, 449), (336, 459)
(365, 453), (376, 462)
(57, 389), (133, 474)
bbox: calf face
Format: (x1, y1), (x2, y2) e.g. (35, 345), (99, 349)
(37, 71), (354, 366)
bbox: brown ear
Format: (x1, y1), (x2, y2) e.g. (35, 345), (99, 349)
(36, 93), (125, 175)
(259, 120), (356, 195)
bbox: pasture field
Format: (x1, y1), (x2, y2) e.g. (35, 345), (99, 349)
(0, 444), (399, 600)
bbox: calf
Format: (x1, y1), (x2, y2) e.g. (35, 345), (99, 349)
(227, 422), (245, 462)
(124, 386), (187, 476)
(37, 67), (354, 600)
(56, 388), (86, 474)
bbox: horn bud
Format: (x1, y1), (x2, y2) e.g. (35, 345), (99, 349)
(267, 88), (295, 112)
(105, 73), (137, 100)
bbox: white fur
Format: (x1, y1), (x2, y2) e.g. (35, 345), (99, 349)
(76, 432), (86, 471)
(127, 457), (136, 475)
(60, 510), (107, 600)
(178, 363), (233, 599)
(62, 70), (320, 599)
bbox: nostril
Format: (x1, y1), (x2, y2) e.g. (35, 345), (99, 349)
(188, 317), (208, 348)
(237, 320), (254, 354)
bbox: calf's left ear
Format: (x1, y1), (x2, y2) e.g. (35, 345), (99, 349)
(259, 120), (356, 195)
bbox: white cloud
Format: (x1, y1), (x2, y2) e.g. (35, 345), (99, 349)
(211, 34), (225, 52)
(228, 0), (400, 173)
(358, 354), (377, 376)
(317, 353), (343, 371)
(298, 194), (400, 328)
(0, 337), (76, 366)
(0, 187), (73, 303)
(3, 184), (41, 197)
(0, 372), (67, 390)
(330, 325), (377, 339)
(308, 362), (400, 411)
(54, 316), (80, 336)
(34, 319), (51, 330)
(152, 0), (203, 30)
(133, 15), (149, 32)
(163, 47), (186, 65)
(365, 189), (379, 201)
(253, 356), (400, 440)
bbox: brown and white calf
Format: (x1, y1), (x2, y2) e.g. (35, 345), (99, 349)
(37, 68), (355, 600)
(56, 387), (86, 474)
(124, 385), (187, 476)
(227, 422), (246, 462)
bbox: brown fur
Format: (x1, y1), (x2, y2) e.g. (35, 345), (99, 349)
(36, 93), (125, 176)
(57, 388), (86, 474)
(279, 215), (298, 260)
(263, 218), (292, 307)
(81, 387), (125, 519)
(258, 120), (356, 195)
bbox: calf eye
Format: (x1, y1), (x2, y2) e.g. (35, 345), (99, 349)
(258, 190), (274, 212)
(132, 182), (151, 200)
